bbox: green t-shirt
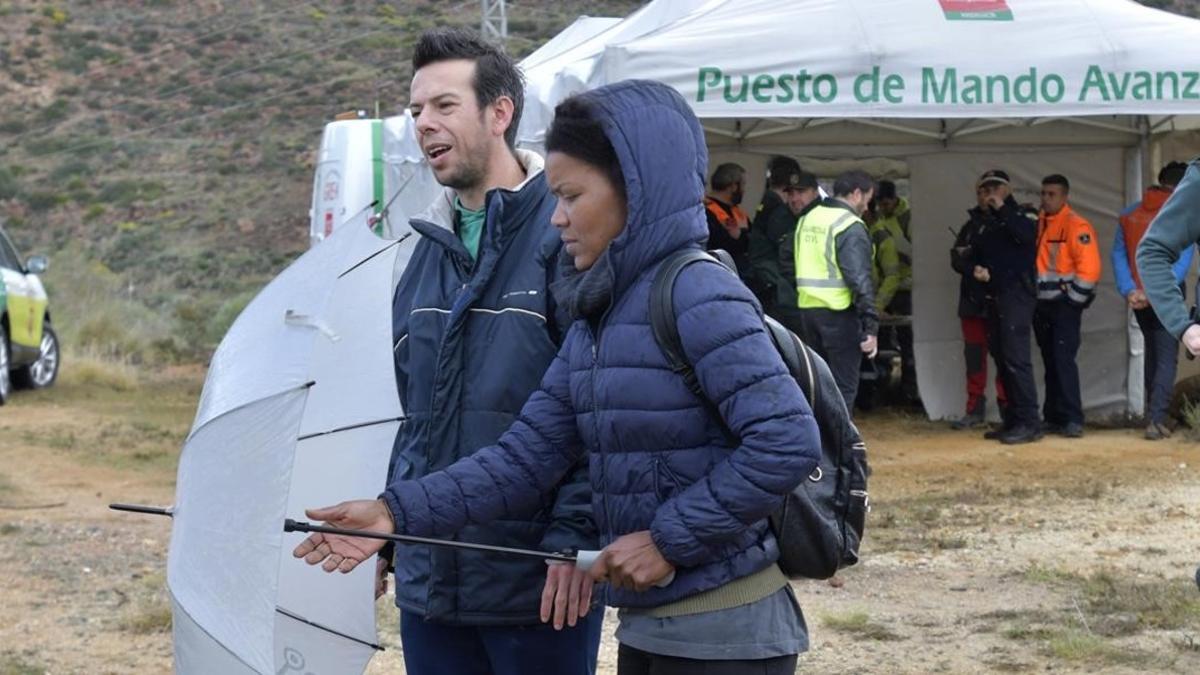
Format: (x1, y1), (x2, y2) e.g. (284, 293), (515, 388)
(454, 197), (486, 261)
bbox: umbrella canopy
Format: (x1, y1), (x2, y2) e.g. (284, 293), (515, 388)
(168, 218), (416, 674)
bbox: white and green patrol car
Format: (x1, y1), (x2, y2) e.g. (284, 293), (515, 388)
(0, 223), (59, 404)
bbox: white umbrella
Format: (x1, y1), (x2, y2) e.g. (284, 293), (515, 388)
(165, 218), (415, 674)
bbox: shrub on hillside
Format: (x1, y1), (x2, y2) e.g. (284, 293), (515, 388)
(39, 243), (172, 364)
(26, 190), (68, 211)
(0, 167), (20, 200)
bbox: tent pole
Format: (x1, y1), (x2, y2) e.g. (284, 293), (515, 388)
(1150, 116), (1176, 133)
(1124, 119), (1152, 419)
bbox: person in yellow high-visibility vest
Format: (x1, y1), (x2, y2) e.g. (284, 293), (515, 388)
(870, 180), (917, 403)
(789, 170), (879, 412)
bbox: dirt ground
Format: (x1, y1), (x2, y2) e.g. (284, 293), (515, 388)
(2, 367), (1199, 674)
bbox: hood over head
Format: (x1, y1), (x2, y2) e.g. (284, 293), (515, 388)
(563, 80), (709, 300)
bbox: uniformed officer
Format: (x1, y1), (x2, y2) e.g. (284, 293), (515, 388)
(970, 169), (1042, 444)
(747, 156), (804, 314)
(791, 170), (879, 412)
(949, 183), (1008, 429)
(1034, 174), (1101, 438)
(870, 180), (916, 402)
(770, 169), (822, 338)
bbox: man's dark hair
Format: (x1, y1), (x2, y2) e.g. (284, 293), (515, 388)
(833, 170), (874, 198)
(545, 96), (625, 197)
(1042, 174), (1070, 192)
(766, 156), (802, 189)
(412, 28), (524, 148)
(1159, 161), (1188, 188)
(710, 163), (746, 191)
(876, 180), (898, 200)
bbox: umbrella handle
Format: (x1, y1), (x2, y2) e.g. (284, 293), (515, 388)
(572, 549), (675, 588)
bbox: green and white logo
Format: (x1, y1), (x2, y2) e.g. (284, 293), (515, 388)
(939, 0), (1013, 21)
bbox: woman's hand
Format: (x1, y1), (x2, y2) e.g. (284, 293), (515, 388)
(291, 499), (394, 573)
(587, 531), (674, 592)
(540, 562), (594, 630)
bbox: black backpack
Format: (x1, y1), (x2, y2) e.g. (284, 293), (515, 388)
(650, 248), (870, 580)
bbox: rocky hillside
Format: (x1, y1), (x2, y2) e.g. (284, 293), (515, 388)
(0, 0), (640, 361)
(1139, 0), (1200, 18)
(0, 0), (1194, 363)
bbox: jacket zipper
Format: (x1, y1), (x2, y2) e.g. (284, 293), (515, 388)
(414, 212), (476, 463)
(589, 305), (616, 546)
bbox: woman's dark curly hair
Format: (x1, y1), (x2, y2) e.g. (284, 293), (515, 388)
(545, 97), (626, 199)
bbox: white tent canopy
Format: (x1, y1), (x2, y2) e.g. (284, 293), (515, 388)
(517, 0), (720, 146)
(603, 0), (1200, 119)
(520, 0), (1200, 421)
(520, 16), (622, 71)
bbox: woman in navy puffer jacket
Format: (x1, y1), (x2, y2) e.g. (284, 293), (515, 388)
(297, 80), (822, 673)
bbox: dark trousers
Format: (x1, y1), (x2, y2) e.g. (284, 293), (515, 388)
(961, 316), (1007, 412)
(1034, 300), (1084, 427)
(986, 287), (1038, 428)
(399, 607), (603, 675)
(617, 644), (798, 675)
(797, 307), (862, 412)
(1135, 306), (1179, 425)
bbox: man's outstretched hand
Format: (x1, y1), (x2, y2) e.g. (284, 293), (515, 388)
(541, 562), (594, 630)
(292, 499), (395, 574)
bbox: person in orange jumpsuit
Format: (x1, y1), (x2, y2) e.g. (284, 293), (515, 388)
(1034, 174), (1102, 438)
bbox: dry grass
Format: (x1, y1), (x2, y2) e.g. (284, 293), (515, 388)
(58, 350), (139, 392)
(1183, 396), (1200, 439)
(0, 472), (16, 498)
(1080, 572), (1200, 633)
(820, 611), (904, 641)
(994, 566), (1200, 670)
(0, 651), (45, 675)
(1043, 629), (1139, 664)
(121, 572), (172, 635)
(121, 603), (173, 635)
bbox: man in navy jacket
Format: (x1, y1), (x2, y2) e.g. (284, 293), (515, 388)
(382, 28), (600, 675)
(970, 170), (1042, 445)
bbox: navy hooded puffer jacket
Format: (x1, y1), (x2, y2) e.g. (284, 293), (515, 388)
(382, 80), (821, 609)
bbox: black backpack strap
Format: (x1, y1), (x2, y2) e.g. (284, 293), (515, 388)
(708, 248), (738, 275)
(650, 249), (738, 442)
(763, 315), (816, 408)
(650, 248), (819, 441)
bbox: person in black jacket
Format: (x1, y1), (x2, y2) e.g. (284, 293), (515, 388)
(382, 28), (601, 675)
(949, 183), (1008, 429)
(704, 162), (752, 275)
(747, 156), (804, 314)
(969, 170), (1042, 444)
(769, 172), (822, 332)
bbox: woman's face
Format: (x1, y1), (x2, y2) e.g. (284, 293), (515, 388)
(546, 151), (627, 271)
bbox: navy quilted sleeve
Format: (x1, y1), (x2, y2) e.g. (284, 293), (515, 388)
(381, 339), (585, 537)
